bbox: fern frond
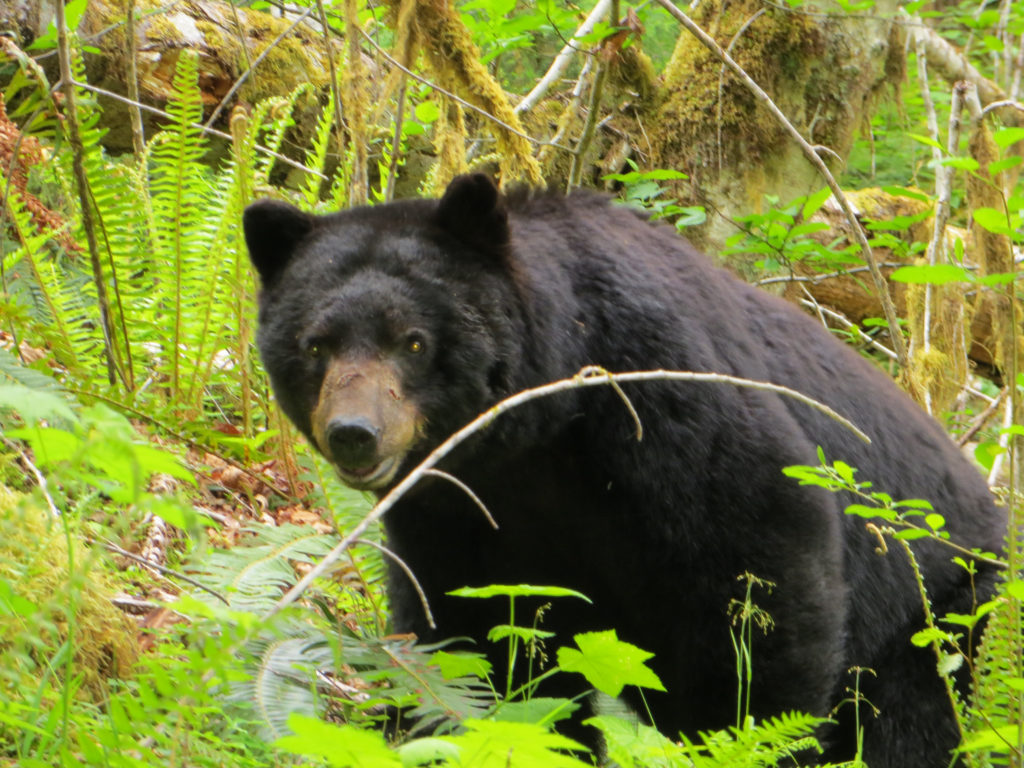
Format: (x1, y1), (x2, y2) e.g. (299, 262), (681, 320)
(301, 93), (336, 209)
(188, 523), (340, 612)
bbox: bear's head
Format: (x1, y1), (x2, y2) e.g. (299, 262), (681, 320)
(244, 174), (520, 491)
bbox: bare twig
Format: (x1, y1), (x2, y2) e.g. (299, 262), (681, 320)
(957, 387), (1010, 448)
(516, 0), (612, 115)
(355, 538), (435, 629)
(755, 263), (909, 287)
(266, 366), (868, 618)
(798, 298), (898, 361)
(68, 80), (327, 180)
(421, 469), (499, 529)
(568, 62), (608, 188)
(654, 0), (909, 369)
(100, 539), (230, 605)
(205, 7), (315, 129)
(3, 437), (60, 517)
(359, 29), (572, 154)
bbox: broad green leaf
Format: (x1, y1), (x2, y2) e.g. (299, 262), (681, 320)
(487, 624), (555, 644)
(889, 264), (973, 284)
(881, 186), (932, 202)
(586, 714), (682, 765)
(276, 714), (402, 766)
(7, 426), (81, 467)
(557, 630), (665, 697)
(0, 384), (77, 425)
(940, 157), (979, 171)
(893, 528), (931, 541)
(0, 579), (38, 618)
(992, 126), (1024, 150)
(833, 460), (856, 484)
(397, 738), (461, 767)
(493, 697), (579, 725)
(910, 627), (949, 647)
(1004, 580), (1024, 600)
(801, 187), (832, 219)
(894, 499), (934, 510)
(972, 207), (1012, 235)
(938, 652), (964, 677)
(449, 584), (591, 602)
(414, 101), (440, 124)
(925, 513), (946, 531)
(429, 650), (492, 680)
(448, 719), (591, 767)
(974, 441), (1003, 471)
(907, 133), (944, 151)
(988, 156), (1022, 175)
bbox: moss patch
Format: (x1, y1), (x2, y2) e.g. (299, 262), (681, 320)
(0, 487), (137, 713)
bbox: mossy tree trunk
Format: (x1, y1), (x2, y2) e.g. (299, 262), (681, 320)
(644, 0), (903, 253)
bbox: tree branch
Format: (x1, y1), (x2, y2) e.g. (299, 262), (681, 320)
(265, 366), (868, 618)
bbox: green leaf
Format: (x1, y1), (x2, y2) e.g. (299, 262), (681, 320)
(585, 714), (682, 764)
(7, 426), (81, 467)
(449, 719), (591, 766)
(276, 714), (402, 766)
(881, 186), (932, 202)
(992, 126), (1024, 150)
(1004, 580), (1024, 600)
(429, 650), (492, 680)
(924, 513), (946, 531)
(493, 697), (579, 725)
(890, 264), (973, 284)
(0, 579), (38, 618)
(988, 156), (1022, 175)
(0, 384), (77, 425)
(487, 625), (555, 644)
(973, 207), (1012, 235)
(893, 498), (934, 510)
(845, 503), (883, 519)
(449, 584), (591, 602)
(974, 441), (1003, 471)
(940, 157), (979, 171)
(893, 528), (931, 541)
(557, 630), (665, 697)
(938, 652), (964, 677)
(833, 460), (856, 484)
(397, 738), (461, 767)
(910, 627), (949, 647)
(413, 101), (440, 124)
(907, 133), (944, 151)
(801, 187), (832, 219)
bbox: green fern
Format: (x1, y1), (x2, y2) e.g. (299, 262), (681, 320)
(961, 577), (1024, 765)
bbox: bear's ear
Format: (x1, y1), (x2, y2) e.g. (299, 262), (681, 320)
(433, 174), (509, 256)
(243, 199), (317, 285)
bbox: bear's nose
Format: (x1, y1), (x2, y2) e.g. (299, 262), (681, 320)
(326, 417), (381, 468)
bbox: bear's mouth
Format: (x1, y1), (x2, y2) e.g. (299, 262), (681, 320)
(335, 454), (403, 491)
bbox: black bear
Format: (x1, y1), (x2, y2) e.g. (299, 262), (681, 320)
(244, 174), (1004, 766)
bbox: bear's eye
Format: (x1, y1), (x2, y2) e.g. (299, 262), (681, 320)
(307, 341), (323, 359)
(406, 334), (426, 355)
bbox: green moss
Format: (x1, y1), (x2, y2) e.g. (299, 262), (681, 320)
(654, 2), (827, 173)
(0, 488), (137, 713)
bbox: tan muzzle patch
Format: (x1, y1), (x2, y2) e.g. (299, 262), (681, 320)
(311, 357), (421, 489)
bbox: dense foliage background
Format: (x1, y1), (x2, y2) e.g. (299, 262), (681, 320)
(0, 0), (1023, 765)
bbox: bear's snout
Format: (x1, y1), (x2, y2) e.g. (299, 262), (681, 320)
(326, 416), (381, 469)
(310, 357), (422, 491)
